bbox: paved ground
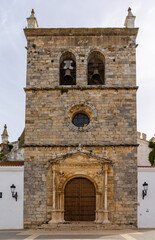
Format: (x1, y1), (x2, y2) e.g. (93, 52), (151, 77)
(0, 229), (155, 240)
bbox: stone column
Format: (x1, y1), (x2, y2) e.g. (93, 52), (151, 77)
(49, 167), (57, 223)
(103, 163), (110, 223)
(52, 168), (56, 209)
(95, 167), (104, 223)
(95, 192), (104, 223)
(49, 166), (64, 224)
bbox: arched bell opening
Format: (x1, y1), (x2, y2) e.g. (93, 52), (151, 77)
(88, 51), (105, 85)
(60, 51), (76, 85)
(64, 177), (96, 221)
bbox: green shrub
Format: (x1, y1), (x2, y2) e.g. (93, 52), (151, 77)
(0, 153), (4, 161)
(61, 88), (68, 95)
(32, 43), (36, 49)
(148, 141), (155, 166)
(149, 141), (155, 148)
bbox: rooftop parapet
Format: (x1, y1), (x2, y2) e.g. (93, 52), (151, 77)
(137, 132), (147, 141)
(137, 132), (155, 142)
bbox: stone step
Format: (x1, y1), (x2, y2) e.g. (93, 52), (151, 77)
(39, 222), (97, 231)
(38, 221), (130, 231)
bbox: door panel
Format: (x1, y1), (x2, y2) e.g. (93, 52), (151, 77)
(64, 177), (96, 221)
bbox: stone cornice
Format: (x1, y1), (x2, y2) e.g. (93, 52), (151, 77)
(48, 150), (112, 164)
(24, 143), (138, 148)
(24, 28), (139, 38)
(24, 86), (138, 92)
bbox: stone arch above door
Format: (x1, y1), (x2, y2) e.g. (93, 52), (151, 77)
(63, 174), (98, 192)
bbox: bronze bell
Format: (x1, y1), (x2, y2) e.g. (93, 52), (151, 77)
(64, 69), (73, 82)
(91, 69), (100, 82)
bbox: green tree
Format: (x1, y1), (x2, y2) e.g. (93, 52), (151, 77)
(148, 141), (155, 166)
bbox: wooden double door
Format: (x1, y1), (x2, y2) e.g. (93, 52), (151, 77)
(64, 177), (96, 221)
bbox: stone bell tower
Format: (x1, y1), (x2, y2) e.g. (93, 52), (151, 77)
(24, 8), (138, 227)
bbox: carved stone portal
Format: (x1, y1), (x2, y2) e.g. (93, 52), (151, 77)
(48, 151), (112, 223)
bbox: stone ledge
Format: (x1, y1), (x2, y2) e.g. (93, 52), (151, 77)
(24, 28), (139, 38)
(24, 86), (138, 92)
(24, 143), (138, 148)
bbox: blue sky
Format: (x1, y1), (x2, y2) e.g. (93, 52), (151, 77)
(0, 0), (155, 142)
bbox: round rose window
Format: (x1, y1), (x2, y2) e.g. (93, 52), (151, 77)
(72, 113), (90, 127)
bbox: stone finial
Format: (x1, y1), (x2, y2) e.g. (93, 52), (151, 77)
(124, 7), (136, 28)
(27, 9), (38, 28)
(1, 124), (9, 144)
(150, 135), (155, 142)
(142, 133), (147, 141)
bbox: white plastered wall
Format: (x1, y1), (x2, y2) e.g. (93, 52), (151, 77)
(0, 166), (24, 229)
(137, 138), (151, 166)
(138, 167), (155, 228)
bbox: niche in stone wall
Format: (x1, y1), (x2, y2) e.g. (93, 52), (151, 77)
(60, 51), (76, 85)
(88, 51), (105, 85)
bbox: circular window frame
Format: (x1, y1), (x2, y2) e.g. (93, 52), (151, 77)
(67, 103), (97, 132)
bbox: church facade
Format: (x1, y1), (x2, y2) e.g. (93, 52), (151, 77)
(24, 9), (138, 227)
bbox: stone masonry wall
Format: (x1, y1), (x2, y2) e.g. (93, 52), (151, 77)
(113, 146), (137, 225)
(25, 89), (137, 145)
(24, 146), (137, 226)
(25, 29), (137, 88)
(24, 28), (138, 227)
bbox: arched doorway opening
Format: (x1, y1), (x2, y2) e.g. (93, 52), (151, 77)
(64, 177), (96, 221)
